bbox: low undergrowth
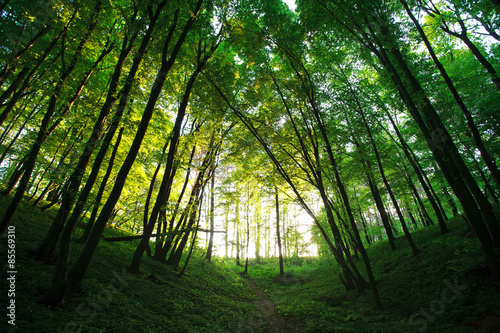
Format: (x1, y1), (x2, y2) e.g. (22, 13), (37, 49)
(238, 215), (500, 332)
(1, 192), (500, 332)
(0, 195), (255, 332)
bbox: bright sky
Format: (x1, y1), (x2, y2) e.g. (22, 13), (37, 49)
(206, 201), (318, 259)
(283, 0), (297, 11)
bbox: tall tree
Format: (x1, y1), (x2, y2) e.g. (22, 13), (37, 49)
(1, 2), (99, 234)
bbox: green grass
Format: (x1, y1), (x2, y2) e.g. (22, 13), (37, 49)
(1, 193), (500, 332)
(238, 216), (500, 332)
(0, 195), (256, 332)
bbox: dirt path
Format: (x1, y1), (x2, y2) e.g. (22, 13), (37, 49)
(241, 276), (303, 333)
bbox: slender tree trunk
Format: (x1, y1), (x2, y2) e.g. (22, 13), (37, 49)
(0, 104), (42, 167)
(224, 206), (229, 258)
(439, 15), (500, 90)
(206, 167), (216, 262)
(0, 25), (51, 89)
(0, 66), (29, 106)
(29, 125), (73, 201)
(367, 162), (397, 249)
(40, 0), (174, 306)
(403, 0), (500, 188)
(129, 8), (218, 273)
(0, 18), (71, 127)
(164, 214), (189, 260)
(347, 75), (419, 254)
(33, 127), (84, 206)
(0, 97), (30, 147)
(35, 40), (115, 261)
(177, 199), (203, 277)
(254, 196), (261, 262)
(383, 109), (448, 233)
(364, 16), (500, 283)
(236, 199), (241, 266)
(167, 161), (212, 269)
(155, 145), (196, 260)
(243, 200), (250, 275)
(0, 5), (94, 235)
(78, 127), (124, 244)
(275, 187), (284, 277)
(144, 139), (170, 255)
(405, 201), (419, 230)
(359, 210), (372, 245)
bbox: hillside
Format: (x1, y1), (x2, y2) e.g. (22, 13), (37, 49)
(0, 195), (256, 332)
(244, 214), (500, 332)
(1, 195), (500, 332)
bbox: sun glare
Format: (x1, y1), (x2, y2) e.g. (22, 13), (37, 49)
(283, 0), (297, 12)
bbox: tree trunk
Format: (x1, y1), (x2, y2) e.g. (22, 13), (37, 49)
(177, 206), (203, 277)
(0, 4), (95, 235)
(347, 75), (419, 255)
(0, 104), (42, 167)
(41, 0), (174, 306)
(275, 187), (284, 277)
(236, 199), (241, 266)
(364, 16), (500, 284)
(206, 167), (216, 262)
(0, 25), (51, 89)
(384, 110), (448, 233)
(29, 125), (73, 201)
(243, 203), (250, 275)
(78, 127), (124, 244)
(167, 165), (210, 269)
(129, 13), (216, 272)
(403, 0), (500, 188)
(145, 139), (170, 255)
(35, 39), (116, 261)
(155, 145), (196, 260)
(440, 16), (500, 90)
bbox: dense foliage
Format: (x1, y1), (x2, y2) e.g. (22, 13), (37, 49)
(0, 0), (499, 327)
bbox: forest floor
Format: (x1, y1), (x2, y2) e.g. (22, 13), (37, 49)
(1, 193), (500, 332)
(240, 274), (303, 333)
(239, 219), (500, 333)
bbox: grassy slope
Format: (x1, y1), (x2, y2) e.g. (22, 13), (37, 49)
(241, 213), (500, 333)
(0, 195), (256, 333)
(1, 193), (500, 332)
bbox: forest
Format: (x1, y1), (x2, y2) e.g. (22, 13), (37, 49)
(0, 0), (500, 331)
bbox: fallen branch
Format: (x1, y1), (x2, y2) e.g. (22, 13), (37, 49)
(103, 228), (226, 242)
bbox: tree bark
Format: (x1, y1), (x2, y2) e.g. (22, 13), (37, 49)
(41, 0), (173, 306)
(275, 187), (284, 277)
(206, 166), (216, 262)
(129, 9), (216, 272)
(78, 127), (124, 244)
(0, 5), (94, 235)
(35, 39), (115, 261)
(403, 0), (500, 189)
(363, 14), (500, 284)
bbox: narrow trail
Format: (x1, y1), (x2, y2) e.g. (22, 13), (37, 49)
(240, 275), (303, 333)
